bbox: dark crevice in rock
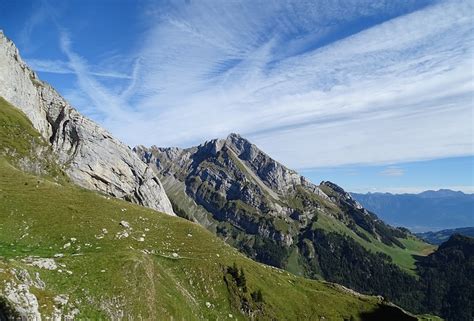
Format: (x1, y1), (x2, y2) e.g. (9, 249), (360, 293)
(0, 297), (19, 321)
(48, 107), (66, 144)
(89, 173), (111, 186)
(133, 190), (144, 204)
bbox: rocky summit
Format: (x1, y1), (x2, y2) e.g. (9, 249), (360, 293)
(136, 133), (330, 247)
(136, 133), (409, 249)
(0, 31), (174, 215)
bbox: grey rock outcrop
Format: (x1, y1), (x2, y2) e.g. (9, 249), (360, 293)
(0, 30), (174, 215)
(2, 269), (42, 320)
(321, 181), (365, 210)
(225, 133), (329, 198)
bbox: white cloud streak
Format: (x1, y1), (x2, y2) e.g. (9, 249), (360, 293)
(58, 32), (138, 123)
(26, 58), (133, 79)
(18, 1), (48, 52)
(350, 186), (474, 194)
(379, 167), (405, 177)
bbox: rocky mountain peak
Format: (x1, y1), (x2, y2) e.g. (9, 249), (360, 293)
(223, 133), (260, 165)
(189, 133), (253, 159)
(320, 181), (364, 210)
(203, 138), (227, 156)
(0, 31), (174, 215)
(227, 132), (244, 140)
(225, 132), (250, 148)
(219, 133), (320, 195)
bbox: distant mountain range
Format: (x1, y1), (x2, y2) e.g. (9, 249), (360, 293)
(416, 227), (474, 245)
(351, 190), (474, 232)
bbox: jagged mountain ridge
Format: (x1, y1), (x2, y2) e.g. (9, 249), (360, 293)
(136, 133), (334, 246)
(0, 30), (174, 215)
(140, 133), (327, 197)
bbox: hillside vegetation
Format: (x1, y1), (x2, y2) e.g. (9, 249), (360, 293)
(0, 97), (435, 320)
(416, 235), (474, 321)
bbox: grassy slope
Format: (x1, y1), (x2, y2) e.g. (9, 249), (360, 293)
(0, 101), (39, 155)
(313, 213), (435, 274)
(0, 96), (435, 320)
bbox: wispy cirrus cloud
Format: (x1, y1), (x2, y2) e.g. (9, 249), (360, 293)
(379, 167), (405, 177)
(26, 58), (133, 79)
(37, 0), (473, 169)
(58, 32), (138, 122)
(350, 186), (474, 194)
(17, 1), (48, 52)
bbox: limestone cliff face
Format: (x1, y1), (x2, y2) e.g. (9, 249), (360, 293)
(224, 133), (328, 197)
(0, 31), (174, 215)
(138, 133), (328, 200)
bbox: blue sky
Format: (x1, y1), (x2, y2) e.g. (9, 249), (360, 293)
(1, 0), (473, 193)
(302, 156), (474, 194)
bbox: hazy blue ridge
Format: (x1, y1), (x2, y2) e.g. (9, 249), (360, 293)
(416, 227), (474, 245)
(351, 190), (474, 232)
